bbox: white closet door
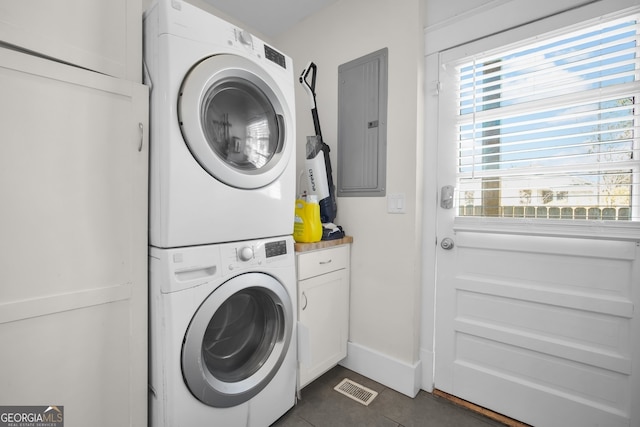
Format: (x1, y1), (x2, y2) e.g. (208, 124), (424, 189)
(0, 0), (141, 82)
(0, 47), (148, 426)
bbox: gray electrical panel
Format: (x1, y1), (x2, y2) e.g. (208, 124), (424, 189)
(337, 48), (388, 197)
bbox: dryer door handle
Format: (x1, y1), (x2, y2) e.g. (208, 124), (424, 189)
(276, 303), (286, 341)
(275, 114), (285, 153)
(301, 291), (308, 311)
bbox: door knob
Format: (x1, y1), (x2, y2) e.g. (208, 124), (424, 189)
(441, 237), (455, 250)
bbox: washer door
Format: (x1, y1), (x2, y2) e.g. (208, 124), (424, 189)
(178, 54), (293, 189)
(182, 272), (293, 408)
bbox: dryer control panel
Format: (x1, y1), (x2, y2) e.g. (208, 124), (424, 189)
(264, 45), (286, 69)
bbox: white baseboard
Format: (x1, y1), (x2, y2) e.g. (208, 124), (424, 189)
(339, 341), (422, 398)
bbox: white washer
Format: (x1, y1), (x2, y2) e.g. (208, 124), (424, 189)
(144, 0), (296, 248)
(149, 236), (297, 427)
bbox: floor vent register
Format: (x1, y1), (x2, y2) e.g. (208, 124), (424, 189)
(333, 378), (378, 406)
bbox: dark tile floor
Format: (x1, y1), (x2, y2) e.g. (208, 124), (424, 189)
(272, 366), (506, 427)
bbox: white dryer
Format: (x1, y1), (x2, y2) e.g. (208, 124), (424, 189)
(144, 0), (296, 248)
(149, 236), (297, 427)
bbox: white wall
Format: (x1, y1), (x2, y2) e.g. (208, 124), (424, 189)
(276, 0), (426, 396)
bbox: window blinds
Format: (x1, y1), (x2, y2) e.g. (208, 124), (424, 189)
(453, 14), (640, 220)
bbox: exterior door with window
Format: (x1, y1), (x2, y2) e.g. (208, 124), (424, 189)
(433, 5), (640, 427)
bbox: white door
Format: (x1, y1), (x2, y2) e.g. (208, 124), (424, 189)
(432, 5), (640, 427)
(0, 47), (148, 425)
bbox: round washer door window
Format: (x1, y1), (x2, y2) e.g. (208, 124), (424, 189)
(178, 54), (293, 189)
(182, 273), (293, 408)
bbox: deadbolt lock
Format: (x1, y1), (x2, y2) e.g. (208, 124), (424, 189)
(440, 185), (454, 209)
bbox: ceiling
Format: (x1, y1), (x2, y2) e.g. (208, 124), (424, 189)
(201, 0), (339, 38)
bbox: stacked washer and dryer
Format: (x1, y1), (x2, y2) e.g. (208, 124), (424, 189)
(144, 1), (297, 426)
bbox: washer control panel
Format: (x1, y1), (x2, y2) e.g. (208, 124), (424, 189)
(265, 240), (287, 258)
(229, 244), (259, 269)
(222, 238), (290, 272)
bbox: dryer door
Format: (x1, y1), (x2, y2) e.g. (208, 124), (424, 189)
(178, 54), (293, 189)
(182, 272), (293, 408)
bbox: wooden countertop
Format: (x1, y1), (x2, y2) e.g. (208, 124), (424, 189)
(294, 236), (353, 252)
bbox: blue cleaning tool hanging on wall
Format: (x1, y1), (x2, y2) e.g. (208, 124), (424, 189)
(300, 62), (338, 225)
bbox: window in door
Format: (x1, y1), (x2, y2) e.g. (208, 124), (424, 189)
(450, 12), (639, 221)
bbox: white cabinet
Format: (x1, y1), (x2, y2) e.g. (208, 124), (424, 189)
(0, 0), (142, 82)
(296, 241), (351, 388)
(0, 47), (148, 427)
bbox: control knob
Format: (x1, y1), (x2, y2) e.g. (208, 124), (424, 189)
(238, 246), (254, 262)
(238, 29), (253, 46)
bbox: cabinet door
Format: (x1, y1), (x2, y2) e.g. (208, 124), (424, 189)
(298, 268), (349, 388)
(0, 0), (141, 81)
(0, 47), (148, 426)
